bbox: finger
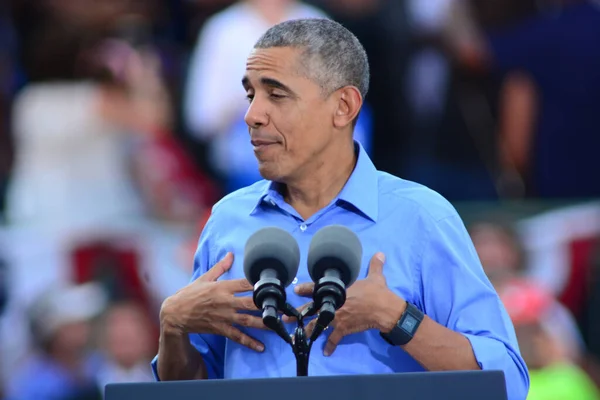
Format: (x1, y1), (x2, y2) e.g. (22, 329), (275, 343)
(367, 252), (386, 277)
(231, 313), (270, 330)
(324, 327), (344, 356)
(232, 296), (259, 311)
(304, 319), (317, 339)
(221, 324), (265, 352)
(282, 302), (312, 323)
(202, 252), (234, 282)
(221, 278), (254, 293)
(294, 283), (315, 296)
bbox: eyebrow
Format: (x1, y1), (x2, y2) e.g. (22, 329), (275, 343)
(242, 76), (296, 95)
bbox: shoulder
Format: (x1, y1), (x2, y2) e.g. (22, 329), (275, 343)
(376, 171), (459, 224)
(12, 82), (100, 135)
(14, 82), (98, 115)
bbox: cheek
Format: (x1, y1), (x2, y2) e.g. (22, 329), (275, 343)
(270, 101), (331, 164)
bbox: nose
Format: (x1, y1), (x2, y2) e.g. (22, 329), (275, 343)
(244, 96), (269, 129)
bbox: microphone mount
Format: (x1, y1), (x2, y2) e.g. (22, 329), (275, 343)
(257, 293), (338, 376)
(307, 271), (346, 343)
(251, 272), (335, 376)
(253, 270), (292, 345)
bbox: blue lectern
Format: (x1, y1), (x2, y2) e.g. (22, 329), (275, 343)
(106, 370), (507, 400)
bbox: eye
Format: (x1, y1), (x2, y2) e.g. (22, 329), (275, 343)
(269, 93), (286, 100)
(246, 93), (254, 103)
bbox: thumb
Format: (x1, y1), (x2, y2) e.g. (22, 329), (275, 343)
(367, 252), (385, 277)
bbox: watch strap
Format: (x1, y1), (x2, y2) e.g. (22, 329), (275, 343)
(380, 302), (424, 346)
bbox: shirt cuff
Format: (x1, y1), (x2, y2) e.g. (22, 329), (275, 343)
(463, 333), (507, 370)
(463, 333), (530, 400)
(151, 355), (160, 381)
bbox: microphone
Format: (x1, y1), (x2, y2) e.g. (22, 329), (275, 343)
(244, 227), (300, 342)
(306, 225), (362, 341)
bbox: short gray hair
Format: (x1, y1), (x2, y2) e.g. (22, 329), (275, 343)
(254, 18), (370, 99)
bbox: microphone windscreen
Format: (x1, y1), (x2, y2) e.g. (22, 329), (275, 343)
(244, 227), (300, 287)
(307, 225), (362, 287)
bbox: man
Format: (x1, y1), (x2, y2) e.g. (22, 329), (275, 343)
(445, 0), (600, 199)
(154, 18), (529, 399)
(183, 0), (326, 191)
(7, 283), (108, 400)
(499, 282), (600, 400)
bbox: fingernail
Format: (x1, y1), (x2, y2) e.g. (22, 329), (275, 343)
(376, 252), (386, 263)
(294, 286), (300, 293)
(282, 316), (290, 323)
(256, 344), (265, 352)
(323, 349), (331, 357)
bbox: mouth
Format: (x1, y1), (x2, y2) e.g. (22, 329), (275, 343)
(251, 138), (279, 151)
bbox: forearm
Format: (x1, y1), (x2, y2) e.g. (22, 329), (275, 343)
(378, 292), (528, 398)
(378, 291), (479, 371)
(403, 316), (480, 371)
(157, 297), (207, 381)
(498, 72), (537, 175)
(157, 323), (208, 381)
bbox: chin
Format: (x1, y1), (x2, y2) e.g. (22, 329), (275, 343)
(257, 163), (285, 182)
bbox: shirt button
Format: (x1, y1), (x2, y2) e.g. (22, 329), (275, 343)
(300, 224), (307, 232)
(292, 277), (298, 284)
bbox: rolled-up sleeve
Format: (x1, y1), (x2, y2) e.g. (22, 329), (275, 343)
(151, 215), (226, 380)
(417, 214), (529, 400)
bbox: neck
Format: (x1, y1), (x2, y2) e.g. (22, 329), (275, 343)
(283, 140), (356, 220)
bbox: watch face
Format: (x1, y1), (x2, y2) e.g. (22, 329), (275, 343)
(401, 314), (418, 332)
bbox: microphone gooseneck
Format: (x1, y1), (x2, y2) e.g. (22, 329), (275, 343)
(307, 225), (362, 342)
(244, 227), (300, 345)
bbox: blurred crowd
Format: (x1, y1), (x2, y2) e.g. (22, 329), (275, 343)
(0, 0), (599, 399)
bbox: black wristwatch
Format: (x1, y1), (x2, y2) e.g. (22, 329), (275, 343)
(380, 302), (424, 346)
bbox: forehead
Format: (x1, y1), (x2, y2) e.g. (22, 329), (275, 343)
(244, 47), (303, 81)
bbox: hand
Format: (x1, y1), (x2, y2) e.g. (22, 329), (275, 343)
(160, 252), (266, 352)
(291, 252), (405, 356)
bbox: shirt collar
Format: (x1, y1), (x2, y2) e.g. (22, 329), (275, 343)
(250, 141), (379, 222)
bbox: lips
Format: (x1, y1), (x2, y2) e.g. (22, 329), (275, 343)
(251, 139), (278, 147)
(251, 137), (280, 152)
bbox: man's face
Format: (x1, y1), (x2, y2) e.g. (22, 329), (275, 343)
(470, 224), (520, 285)
(242, 47), (337, 183)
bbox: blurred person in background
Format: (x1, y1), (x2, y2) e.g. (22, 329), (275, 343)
(580, 241), (600, 386)
(469, 218), (527, 289)
(469, 218), (586, 365)
(184, 0), (328, 191)
(445, 0), (600, 199)
(6, 283), (108, 400)
(6, 0), (217, 230)
(0, 256), (8, 400)
(500, 282), (600, 400)
(0, 2), (17, 221)
(397, 0), (546, 201)
(6, 1), (150, 230)
(95, 301), (154, 391)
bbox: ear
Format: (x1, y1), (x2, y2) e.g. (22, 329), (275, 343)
(332, 86), (363, 129)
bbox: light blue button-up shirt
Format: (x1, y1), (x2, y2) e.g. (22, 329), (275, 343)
(152, 142), (529, 399)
